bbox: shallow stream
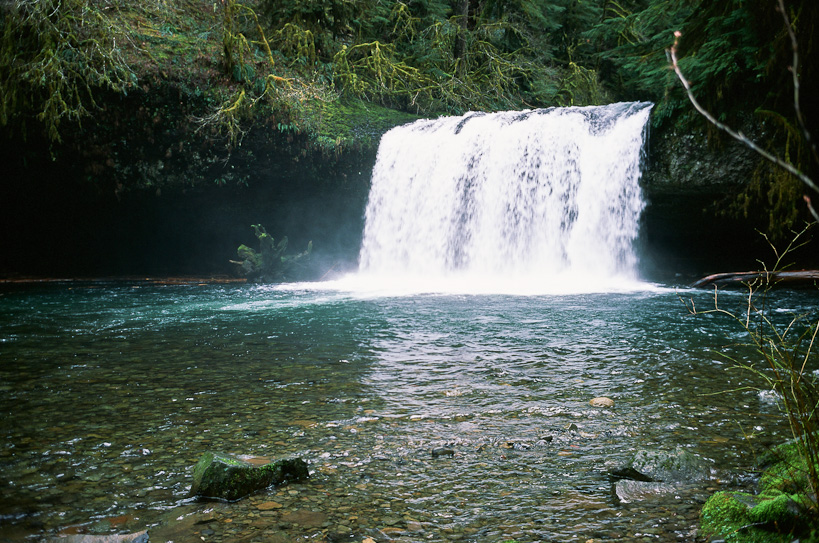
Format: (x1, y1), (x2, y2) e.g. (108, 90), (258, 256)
(0, 282), (815, 542)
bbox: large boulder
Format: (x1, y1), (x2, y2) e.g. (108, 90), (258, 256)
(611, 446), (712, 483)
(190, 452), (309, 501)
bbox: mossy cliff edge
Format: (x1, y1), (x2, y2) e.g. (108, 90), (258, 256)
(3, 0), (813, 200)
(1, 0), (420, 195)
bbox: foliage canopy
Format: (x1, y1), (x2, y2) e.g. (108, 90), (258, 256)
(1, 0), (136, 142)
(1, 0), (816, 229)
(4, 0), (815, 141)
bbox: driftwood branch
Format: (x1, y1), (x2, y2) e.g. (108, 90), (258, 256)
(691, 270), (819, 289)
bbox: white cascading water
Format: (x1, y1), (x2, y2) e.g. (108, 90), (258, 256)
(354, 102), (653, 294)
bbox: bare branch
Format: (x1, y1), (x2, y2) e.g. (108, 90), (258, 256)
(667, 28), (819, 221)
(777, 0), (818, 166)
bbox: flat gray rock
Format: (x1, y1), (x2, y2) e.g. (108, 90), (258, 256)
(47, 531), (148, 543)
(614, 480), (678, 503)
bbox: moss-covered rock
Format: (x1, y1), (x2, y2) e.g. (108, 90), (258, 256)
(748, 492), (804, 530)
(699, 491), (790, 543)
(758, 437), (819, 496)
(302, 99), (421, 151)
(190, 451), (309, 501)
(699, 437), (819, 542)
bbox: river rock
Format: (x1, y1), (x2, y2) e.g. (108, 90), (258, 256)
(47, 532), (148, 543)
(148, 506), (217, 542)
(613, 480), (678, 503)
(589, 397), (614, 408)
(279, 509), (328, 529)
(611, 446), (711, 483)
(189, 451), (309, 501)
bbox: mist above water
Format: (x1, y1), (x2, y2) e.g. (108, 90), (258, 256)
(349, 102), (653, 295)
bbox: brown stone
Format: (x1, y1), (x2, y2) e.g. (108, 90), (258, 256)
(256, 501), (284, 511)
(239, 455), (272, 466)
(589, 397), (614, 408)
(279, 510), (328, 529)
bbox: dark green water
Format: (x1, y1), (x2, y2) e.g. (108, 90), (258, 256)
(0, 282), (816, 542)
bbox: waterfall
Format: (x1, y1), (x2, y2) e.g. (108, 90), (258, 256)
(356, 102), (653, 294)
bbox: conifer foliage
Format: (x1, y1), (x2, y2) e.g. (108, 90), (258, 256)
(1, 0), (816, 199)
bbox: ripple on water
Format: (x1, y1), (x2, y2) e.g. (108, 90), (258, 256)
(0, 283), (815, 541)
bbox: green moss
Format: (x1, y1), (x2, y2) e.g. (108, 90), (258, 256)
(699, 438), (819, 543)
(748, 492), (800, 527)
(759, 438), (819, 495)
(190, 451), (309, 501)
(299, 97), (421, 150)
(701, 491), (752, 529)
(700, 491), (791, 543)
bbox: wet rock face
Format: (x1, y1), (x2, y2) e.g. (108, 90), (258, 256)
(637, 120), (772, 278)
(643, 122), (758, 197)
(190, 452), (309, 501)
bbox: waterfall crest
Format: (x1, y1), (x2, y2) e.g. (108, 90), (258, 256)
(356, 102), (653, 294)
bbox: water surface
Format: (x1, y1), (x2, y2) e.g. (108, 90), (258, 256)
(0, 282), (815, 542)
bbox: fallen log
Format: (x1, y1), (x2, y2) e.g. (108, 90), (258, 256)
(691, 270), (819, 289)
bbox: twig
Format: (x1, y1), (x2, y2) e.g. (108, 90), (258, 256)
(777, 0), (818, 166)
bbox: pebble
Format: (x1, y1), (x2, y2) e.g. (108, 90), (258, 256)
(589, 397), (615, 408)
(256, 501), (283, 511)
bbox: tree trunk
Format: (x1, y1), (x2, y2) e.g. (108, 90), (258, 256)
(453, 0), (470, 68)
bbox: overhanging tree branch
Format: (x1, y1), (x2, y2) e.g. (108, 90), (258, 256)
(666, 0), (818, 222)
(777, 0), (818, 167)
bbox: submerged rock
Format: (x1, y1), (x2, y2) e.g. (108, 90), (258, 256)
(47, 532), (148, 543)
(280, 509), (329, 529)
(189, 451), (309, 501)
(147, 506), (217, 542)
